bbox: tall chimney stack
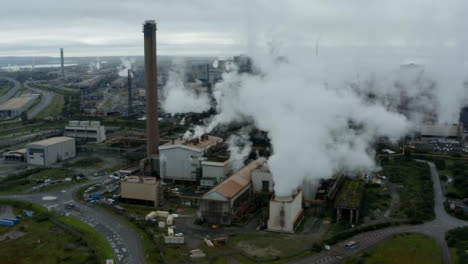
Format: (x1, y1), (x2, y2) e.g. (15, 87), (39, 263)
(127, 69), (133, 117)
(60, 48), (64, 77)
(143, 20), (160, 157)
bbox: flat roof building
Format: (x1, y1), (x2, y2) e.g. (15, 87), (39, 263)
(419, 123), (463, 140)
(0, 95), (39, 118)
(159, 135), (223, 182)
(26, 136), (76, 166)
(64, 120), (106, 143)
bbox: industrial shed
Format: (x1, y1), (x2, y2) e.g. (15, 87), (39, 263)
(26, 137), (76, 166)
(159, 135), (222, 182)
(200, 158), (266, 225)
(334, 179), (365, 224)
(0, 95), (39, 118)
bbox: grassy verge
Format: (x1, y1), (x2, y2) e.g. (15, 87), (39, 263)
(381, 157), (434, 223)
(344, 233), (442, 264)
(446, 226), (468, 264)
(361, 184), (392, 219)
(0, 199), (115, 264)
(35, 93), (64, 119)
(56, 216), (115, 261)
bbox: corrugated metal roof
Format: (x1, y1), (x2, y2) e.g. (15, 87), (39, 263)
(28, 136), (74, 147)
(203, 157), (266, 200)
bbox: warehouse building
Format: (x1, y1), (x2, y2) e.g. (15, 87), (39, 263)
(64, 120), (106, 143)
(159, 135), (222, 182)
(200, 158), (266, 225)
(26, 137), (76, 166)
(0, 95), (39, 118)
(419, 123), (463, 140)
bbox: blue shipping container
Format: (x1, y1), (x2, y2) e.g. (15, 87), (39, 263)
(0, 219), (17, 226)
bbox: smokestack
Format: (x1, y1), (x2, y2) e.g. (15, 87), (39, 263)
(143, 20), (160, 157)
(127, 69), (133, 117)
(60, 48), (64, 77)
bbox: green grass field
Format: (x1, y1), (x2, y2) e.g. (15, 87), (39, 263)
(35, 93), (64, 119)
(0, 199), (115, 264)
(381, 158), (434, 222)
(345, 233), (443, 264)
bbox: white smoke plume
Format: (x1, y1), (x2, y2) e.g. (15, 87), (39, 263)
(87, 59), (101, 73)
(178, 1), (468, 196)
(117, 57), (135, 77)
(161, 60), (211, 114)
(227, 127), (253, 172)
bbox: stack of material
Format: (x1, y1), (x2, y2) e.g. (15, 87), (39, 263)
(189, 249), (206, 259)
(204, 238), (214, 248)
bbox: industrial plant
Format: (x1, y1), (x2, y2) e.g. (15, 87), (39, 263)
(1, 2), (468, 263)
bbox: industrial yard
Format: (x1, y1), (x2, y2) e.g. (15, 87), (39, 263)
(1, 2), (468, 264)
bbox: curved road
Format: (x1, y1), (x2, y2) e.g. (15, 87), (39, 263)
(0, 77), (21, 104)
(0, 178), (145, 264)
(290, 160), (468, 264)
(24, 81), (55, 119)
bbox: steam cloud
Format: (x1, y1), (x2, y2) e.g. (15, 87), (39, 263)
(227, 127), (253, 172)
(170, 1), (468, 196)
(117, 57), (135, 77)
(161, 60), (211, 114)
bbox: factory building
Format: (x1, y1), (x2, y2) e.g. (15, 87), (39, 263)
(200, 158), (266, 225)
(267, 191), (304, 233)
(419, 123), (463, 140)
(64, 120), (106, 143)
(200, 159), (232, 187)
(0, 95), (39, 118)
(26, 137), (76, 166)
(159, 135), (223, 182)
(251, 165), (274, 193)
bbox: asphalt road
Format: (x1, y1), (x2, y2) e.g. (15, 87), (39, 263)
(0, 77), (21, 104)
(289, 160), (468, 264)
(24, 81), (55, 119)
(0, 178), (145, 264)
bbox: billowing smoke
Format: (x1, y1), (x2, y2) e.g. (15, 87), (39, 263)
(88, 59), (101, 73)
(117, 57), (135, 77)
(161, 60), (211, 114)
(227, 127), (253, 172)
(169, 1), (468, 196)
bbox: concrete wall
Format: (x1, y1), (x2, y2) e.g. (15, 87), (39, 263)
(160, 147), (203, 181)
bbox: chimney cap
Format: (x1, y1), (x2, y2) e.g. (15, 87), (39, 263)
(144, 20), (156, 25)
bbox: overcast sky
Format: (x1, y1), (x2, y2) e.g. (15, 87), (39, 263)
(1, 0), (467, 57)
